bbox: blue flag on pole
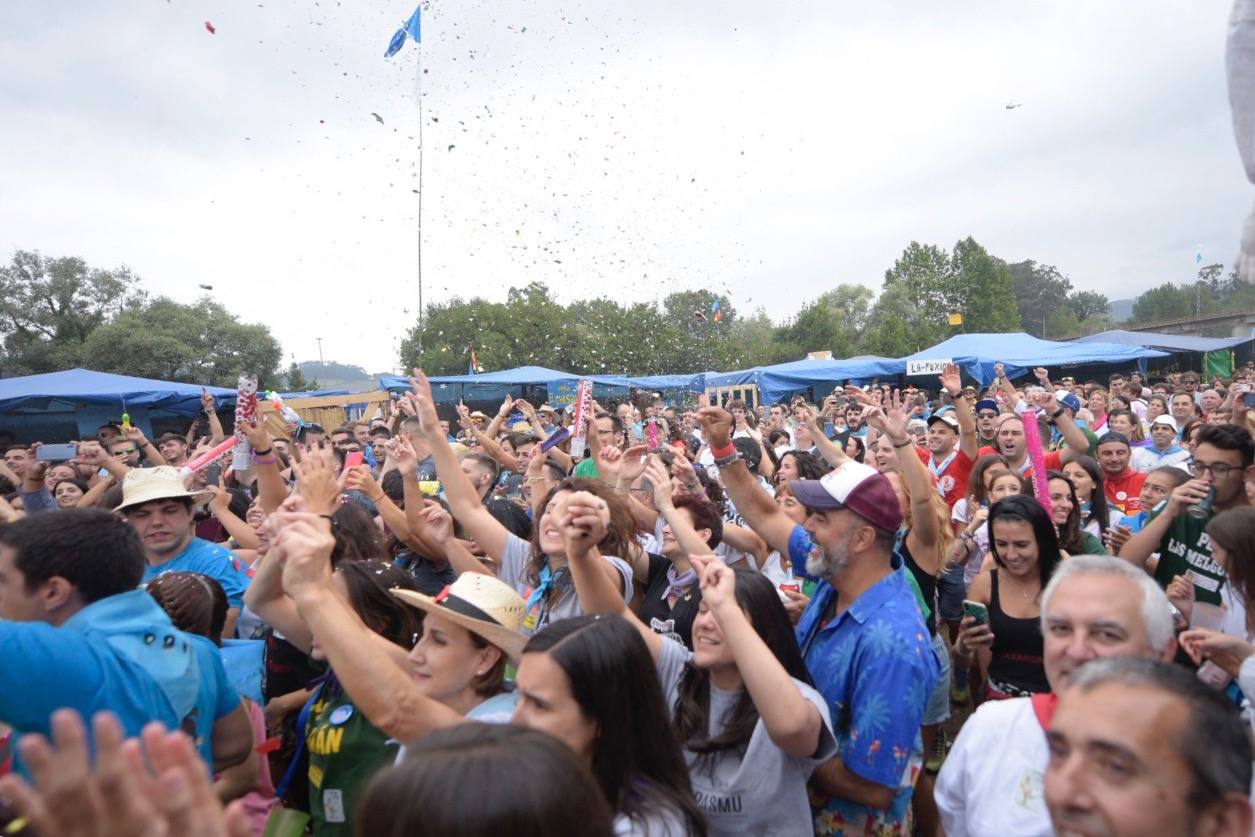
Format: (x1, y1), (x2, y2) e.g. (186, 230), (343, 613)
(384, 4), (422, 57)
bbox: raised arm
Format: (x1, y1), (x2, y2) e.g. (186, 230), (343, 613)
(1118, 479), (1209, 570)
(207, 484), (259, 550)
(1044, 390), (1092, 464)
(556, 491), (663, 662)
(645, 458), (712, 561)
(202, 389), (227, 446)
(866, 401), (941, 562)
(801, 403), (850, 470)
(697, 555), (823, 758)
(483, 395), (513, 440)
(942, 363), (979, 460)
(275, 513), (465, 743)
(412, 371), (511, 561)
(240, 420), (289, 515)
(124, 425), (166, 469)
(696, 406), (798, 555)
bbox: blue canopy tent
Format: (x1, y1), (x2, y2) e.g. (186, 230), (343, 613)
(0, 368), (237, 442)
(625, 373), (709, 394)
(1073, 329), (1255, 372)
(898, 333), (1169, 386)
(707, 356), (899, 404)
(380, 366), (632, 408)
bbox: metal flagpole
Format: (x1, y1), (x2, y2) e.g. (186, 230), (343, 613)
(415, 37), (424, 352)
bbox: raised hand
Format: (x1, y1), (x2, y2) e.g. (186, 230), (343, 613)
(417, 501), (455, 544)
(407, 369), (443, 434)
(616, 444), (651, 486)
(201, 388), (216, 414)
(388, 435), (418, 476)
(344, 464), (382, 501)
(994, 362), (1006, 379)
(692, 554), (734, 611)
(293, 445), (341, 516)
(1033, 367), (1051, 384)
(555, 490), (610, 554)
(695, 405), (734, 449)
(241, 419), (271, 452)
(643, 456), (674, 508)
(939, 363), (962, 396)
(843, 384), (874, 406)
(276, 514), (337, 600)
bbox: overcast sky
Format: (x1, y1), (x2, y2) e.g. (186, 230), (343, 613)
(1, 1), (1249, 373)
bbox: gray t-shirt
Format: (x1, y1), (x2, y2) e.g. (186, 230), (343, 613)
(499, 533), (634, 636)
(656, 639), (836, 836)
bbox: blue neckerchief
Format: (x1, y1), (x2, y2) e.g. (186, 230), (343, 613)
(63, 590), (200, 722)
(526, 561), (565, 611)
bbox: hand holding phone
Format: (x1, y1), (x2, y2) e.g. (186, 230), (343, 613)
(344, 451), (364, 470)
(961, 599), (989, 625)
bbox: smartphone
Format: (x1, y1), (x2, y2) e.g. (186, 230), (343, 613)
(36, 443), (78, 461)
(344, 451), (364, 469)
(1243, 392), (1255, 409)
(205, 462), (222, 486)
(540, 427), (571, 453)
(962, 599), (989, 625)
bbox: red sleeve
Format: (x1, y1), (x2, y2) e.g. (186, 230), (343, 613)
(1043, 450), (1062, 470)
(914, 446), (930, 464)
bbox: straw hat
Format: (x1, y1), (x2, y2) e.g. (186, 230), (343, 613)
(390, 574), (528, 662)
(115, 466), (208, 512)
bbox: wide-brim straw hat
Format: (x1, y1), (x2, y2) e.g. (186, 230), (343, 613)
(115, 466), (209, 512)
(390, 573), (528, 662)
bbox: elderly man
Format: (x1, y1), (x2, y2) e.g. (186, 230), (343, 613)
(935, 556), (1178, 837)
(696, 404), (938, 836)
(1045, 657), (1252, 837)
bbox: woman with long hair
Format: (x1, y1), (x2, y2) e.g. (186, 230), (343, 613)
(1046, 471), (1106, 556)
(272, 508), (708, 837)
(355, 725), (616, 837)
(558, 490), (834, 835)
(1061, 456), (1113, 542)
(408, 371), (637, 636)
(772, 449), (827, 488)
(245, 460), (423, 837)
(954, 495), (1062, 699)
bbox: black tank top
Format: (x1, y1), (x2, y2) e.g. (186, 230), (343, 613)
(988, 570), (1048, 695)
(899, 536), (937, 636)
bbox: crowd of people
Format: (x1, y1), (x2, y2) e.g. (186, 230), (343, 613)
(0, 361), (1254, 836)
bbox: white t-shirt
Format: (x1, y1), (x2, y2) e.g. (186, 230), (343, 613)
(656, 638), (836, 836)
(934, 697), (1052, 837)
(951, 499), (991, 586)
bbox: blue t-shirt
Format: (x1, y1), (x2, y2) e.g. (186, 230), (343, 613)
(0, 590), (241, 771)
(795, 554), (939, 835)
(143, 537), (251, 609)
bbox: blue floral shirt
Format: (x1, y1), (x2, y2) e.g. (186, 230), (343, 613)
(795, 538), (939, 836)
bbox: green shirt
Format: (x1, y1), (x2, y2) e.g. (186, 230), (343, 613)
(1147, 504), (1228, 606)
(306, 682), (398, 836)
(573, 457), (599, 480)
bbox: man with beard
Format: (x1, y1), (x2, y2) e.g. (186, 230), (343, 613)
(695, 405), (938, 836)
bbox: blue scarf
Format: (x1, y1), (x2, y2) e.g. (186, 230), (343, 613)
(526, 562), (568, 612)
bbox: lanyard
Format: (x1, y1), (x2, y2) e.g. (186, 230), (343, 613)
(928, 450), (957, 480)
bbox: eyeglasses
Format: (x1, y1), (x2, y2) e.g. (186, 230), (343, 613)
(113, 448), (137, 456)
(1187, 460), (1244, 479)
(977, 411), (999, 419)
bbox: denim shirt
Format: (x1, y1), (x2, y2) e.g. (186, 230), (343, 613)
(795, 560), (939, 836)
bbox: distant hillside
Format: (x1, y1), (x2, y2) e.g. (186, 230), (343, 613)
(1109, 298), (1134, 323)
(294, 361), (383, 392)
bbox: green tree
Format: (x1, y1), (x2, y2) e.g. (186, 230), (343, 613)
(1008, 260), (1072, 337)
(283, 362), (318, 392)
(951, 237), (1020, 333)
(0, 250), (147, 375)
(80, 297), (282, 387)
(773, 285), (874, 360)
(1068, 290), (1111, 323)
(1131, 283), (1195, 323)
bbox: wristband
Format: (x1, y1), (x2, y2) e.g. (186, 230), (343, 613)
(1050, 408), (1065, 420)
(709, 442), (736, 459)
(253, 455), (277, 466)
(252, 446), (273, 456)
(713, 451), (741, 468)
(891, 440), (913, 449)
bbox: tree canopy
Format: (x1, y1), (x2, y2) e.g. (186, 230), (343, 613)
(0, 250), (283, 387)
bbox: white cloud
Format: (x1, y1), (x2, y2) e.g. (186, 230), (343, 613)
(1, 0), (1248, 373)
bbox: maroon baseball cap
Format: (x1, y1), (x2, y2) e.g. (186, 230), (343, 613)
(790, 462), (903, 533)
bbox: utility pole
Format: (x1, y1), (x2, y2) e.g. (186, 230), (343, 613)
(316, 337), (324, 367)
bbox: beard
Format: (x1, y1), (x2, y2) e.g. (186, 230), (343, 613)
(806, 528), (855, 579)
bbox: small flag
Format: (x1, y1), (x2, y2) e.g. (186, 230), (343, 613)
(1196, 247), (1203, 265)
(468, 347), (483, 375)
(712, 299), (723, 322)
(948, 312), (964, 326)
(385, 5), (422, 57)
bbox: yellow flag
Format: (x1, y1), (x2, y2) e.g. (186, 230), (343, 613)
(947, 312), (964, 326)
